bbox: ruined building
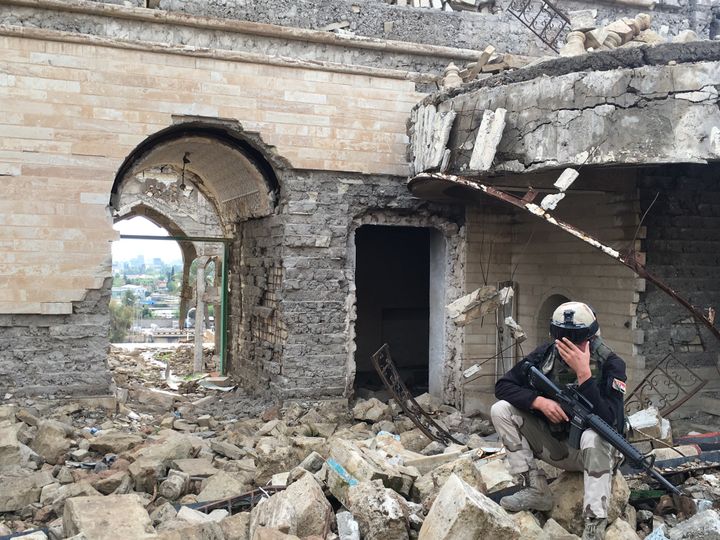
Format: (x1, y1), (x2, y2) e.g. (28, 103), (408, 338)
(1, 0), (720, 415)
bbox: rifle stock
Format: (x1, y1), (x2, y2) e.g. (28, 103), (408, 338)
(527, 366), (680, 495)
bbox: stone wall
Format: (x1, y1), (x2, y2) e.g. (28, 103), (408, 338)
(637, 164), (720, 371)
(262, 170), (464, 401)
(154, 0), (713, 55)
(0, 279), (113, 397)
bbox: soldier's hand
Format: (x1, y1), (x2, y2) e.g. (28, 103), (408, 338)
(531, 396), (569, 424)
(555, 337), (592, 384)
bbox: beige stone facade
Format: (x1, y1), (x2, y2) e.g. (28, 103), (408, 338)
(0, 31), (422, 315)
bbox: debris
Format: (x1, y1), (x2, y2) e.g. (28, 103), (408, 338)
(352, 398), (392, 423)
(666, 509), (720, 539)
(197, 470), (248, 502)
(347, 480), (410, 540)
(337, 510), (361, 540)
(540, 192), (565, 211)
(465, 45), (496, 81)
(549, 472), (630, 536)
(63, 494), (155, 539)
(468, 108), (507, 173)
(628, 406), (672, 443)
(503, 317), (526, 343)
(31, 420), (72, 465)
(447, 285), (513, 326)
(418, 473), (520, 539)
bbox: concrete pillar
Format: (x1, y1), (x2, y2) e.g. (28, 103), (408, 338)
(194, 256), (211, 373)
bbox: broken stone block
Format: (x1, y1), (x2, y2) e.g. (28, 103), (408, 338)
(667, 509), (720, 539)
(92, 471), (129, 495)
(251, 472), (333, 538)
(347, 480), (409, 540)
(605, 517), (640, 540)
(399, 429), (429, 453)
(0, 471), (53, 512)
(549, 472), (629, 536)
(150, 502), (178, 527)
(511, 510), (543, 538)
(296, 451), (325, 474)
(352, 398), (391, 423)
(128, 456), (167, 493)
(211, 440), (245, 460)
(63, 494), (155, 540)
(337, 510), (361, 540)
(328, 439), (410, 496)
(413, 455), (486, 509)
(16, 408), (40, 427)
(220, 512), (250, 540)
(50, 482), (103, 516)
(628, 406), (671, 443)
(155, 521), (225, 540)
(197, 470), (248, 502)
(132, 387), (181, 410)
(0, 421), (22, 470)
(89, 432), (144, 454)
(542, 518), (579, 539)
(252, 529), (301, 540)
(0, 404), (17, 422)
(419, 474), (519, 539)
(325, 458), (359, 508)
(31, 421), (72, 465)
(177, 506), (217, 524)
(172, 458), (219, 478)
(447, 285), (513, 326)
(478, 458), (515, 493)
(468, 108), (507, 173)
(568, 9), (597, 32)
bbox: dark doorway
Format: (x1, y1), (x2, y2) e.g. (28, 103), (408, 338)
(354, 225), (430, 394)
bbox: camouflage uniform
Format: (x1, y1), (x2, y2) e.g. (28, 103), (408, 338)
(491, 337), (626, 519)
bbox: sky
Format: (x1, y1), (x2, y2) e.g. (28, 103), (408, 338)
(112, 217), (183, 263)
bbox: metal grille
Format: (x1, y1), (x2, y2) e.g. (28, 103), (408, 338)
(507, 0), (570, 53)
(372, 344), (461, 446)
(624, 353), (708, 417)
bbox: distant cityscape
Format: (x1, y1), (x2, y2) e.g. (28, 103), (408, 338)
(111, 249), (187, 342)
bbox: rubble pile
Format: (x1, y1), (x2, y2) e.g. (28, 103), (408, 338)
(1, 348), (720, 539)
(560, 10), (700, 57)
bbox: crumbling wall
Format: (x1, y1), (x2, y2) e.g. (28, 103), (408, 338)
(228, 215), (286, 393)
(0, 1), (478, 77)
(417, 43), (720, 177)
(154, 0), (710, 54)
(0, 280), (113, 397)
(265, 170), (465, 402)
(637, 164), (720, 373)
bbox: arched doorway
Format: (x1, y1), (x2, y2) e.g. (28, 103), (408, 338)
(111, 121), (281, 382)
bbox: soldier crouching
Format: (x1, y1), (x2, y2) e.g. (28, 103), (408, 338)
(490, 301), (627, 540)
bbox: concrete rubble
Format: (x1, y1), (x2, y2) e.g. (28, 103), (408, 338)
(2, 347), (720, 539)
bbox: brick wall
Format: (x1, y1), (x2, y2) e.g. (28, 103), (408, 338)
(0, 34), (422, 315)
(637, 164), (720, 372)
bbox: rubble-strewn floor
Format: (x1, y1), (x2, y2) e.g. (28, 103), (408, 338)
(1, 346), (720, 539)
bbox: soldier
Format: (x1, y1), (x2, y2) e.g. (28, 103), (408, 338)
(490, 301), (627, 540)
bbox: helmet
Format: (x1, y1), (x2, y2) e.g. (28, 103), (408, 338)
(550, 302), (598, 343)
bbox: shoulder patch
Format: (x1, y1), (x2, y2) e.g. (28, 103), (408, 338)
(612, 378), (626, 394)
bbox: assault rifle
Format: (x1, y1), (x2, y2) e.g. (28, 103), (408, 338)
(527, 365), (680, 495)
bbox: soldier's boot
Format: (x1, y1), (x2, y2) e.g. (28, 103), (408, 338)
(499, 469), (553, 512)
(581, 517), (608, 540)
